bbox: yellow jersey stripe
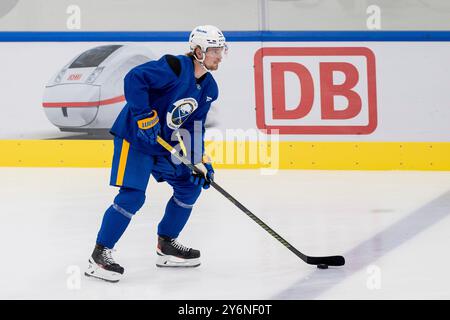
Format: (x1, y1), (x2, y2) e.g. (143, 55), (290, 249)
(116, 139), (130, 186)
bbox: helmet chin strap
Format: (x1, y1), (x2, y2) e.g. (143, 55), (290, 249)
(193, 51), (211, 72)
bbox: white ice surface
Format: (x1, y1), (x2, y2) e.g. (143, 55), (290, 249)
(0, 168), (449, 299)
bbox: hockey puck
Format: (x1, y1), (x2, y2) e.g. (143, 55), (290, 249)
(317, 264), (328, 269)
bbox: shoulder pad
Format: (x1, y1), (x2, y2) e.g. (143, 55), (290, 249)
(164, 55), (181, 77)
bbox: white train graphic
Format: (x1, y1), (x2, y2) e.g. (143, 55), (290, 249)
(42, 44), (156, 135)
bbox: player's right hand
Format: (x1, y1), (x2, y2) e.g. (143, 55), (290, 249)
(134, 110), (161, 145)
(190, 155), (215, 189)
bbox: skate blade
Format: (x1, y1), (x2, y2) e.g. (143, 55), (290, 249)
(156, 254), (201, 268)
(84, 259), (123, 283)
(84, 272), (120, 283)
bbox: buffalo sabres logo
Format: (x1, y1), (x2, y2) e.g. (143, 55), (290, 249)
(166, 97), (198, 130)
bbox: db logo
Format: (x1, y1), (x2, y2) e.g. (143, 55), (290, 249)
(67, 73), (82, 81)
(254, 47), (377, 134)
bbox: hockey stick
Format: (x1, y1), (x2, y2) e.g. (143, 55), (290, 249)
(157, 136), (345, 267)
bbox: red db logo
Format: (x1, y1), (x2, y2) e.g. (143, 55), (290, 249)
(67, 73), (82, 81)
(254, 47), (377, 134)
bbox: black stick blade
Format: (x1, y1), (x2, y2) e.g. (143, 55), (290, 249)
(306, 255), (345, 267)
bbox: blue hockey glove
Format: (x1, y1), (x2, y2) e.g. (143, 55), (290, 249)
(134, 110), (160, 145)
(190, 155), (214, 189)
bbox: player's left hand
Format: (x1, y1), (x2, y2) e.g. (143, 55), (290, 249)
(134, 110), (160, 145)
(190, 156), (214, 189)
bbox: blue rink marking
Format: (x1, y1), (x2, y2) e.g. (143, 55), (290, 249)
(273, 190), (450, 299)
(1, 31), (450, 42)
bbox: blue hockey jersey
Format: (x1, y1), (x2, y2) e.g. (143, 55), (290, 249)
(110, 54), (218, 164)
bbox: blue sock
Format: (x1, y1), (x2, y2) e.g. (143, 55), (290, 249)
(96, 205), (132, 249)
(96, 187), (145, 249)
(158, 196), (193, 239)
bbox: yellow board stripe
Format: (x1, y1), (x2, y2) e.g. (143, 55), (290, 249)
(204, 141), (450, 171)
(115, 139), (130, 186)
(0, 140), (449, 170)
(0, 140), (113, 167)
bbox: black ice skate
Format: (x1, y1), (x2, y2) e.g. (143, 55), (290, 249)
(156, 236), (201, 268)
(85, 244), (124, 283)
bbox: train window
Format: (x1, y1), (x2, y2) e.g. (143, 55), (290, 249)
(69, 45), (123, 68)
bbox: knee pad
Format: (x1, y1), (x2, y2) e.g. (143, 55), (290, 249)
(113, 187), (146, 216)
(173, 185), (202, 207)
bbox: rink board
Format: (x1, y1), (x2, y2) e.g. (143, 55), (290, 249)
(0, 31), (449, 170)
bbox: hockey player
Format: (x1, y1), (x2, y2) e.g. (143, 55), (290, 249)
(85, 25), (227, 282)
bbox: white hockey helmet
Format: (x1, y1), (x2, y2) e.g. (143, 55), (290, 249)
(189, 25), (227, 54)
